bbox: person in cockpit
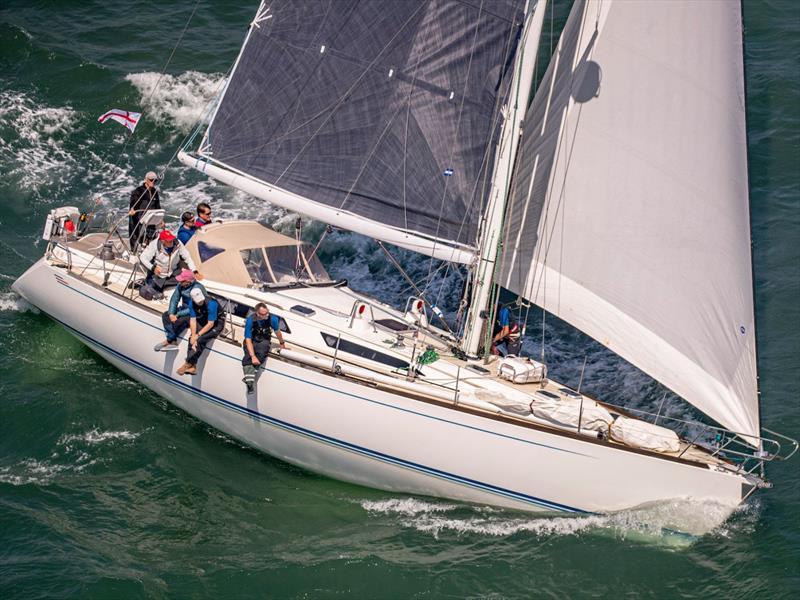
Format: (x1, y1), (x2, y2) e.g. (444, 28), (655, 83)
(139, 230), (201, 295)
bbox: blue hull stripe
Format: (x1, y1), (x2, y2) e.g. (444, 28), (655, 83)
(44, 271), (592, 514)
(57, 275), (588, 458)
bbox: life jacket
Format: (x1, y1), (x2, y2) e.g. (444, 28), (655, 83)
(250, 316), (273, 344)
(192, 298), (224, 326)
(508, 322), (521, 340)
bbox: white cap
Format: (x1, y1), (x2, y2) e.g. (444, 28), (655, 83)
(190, 288), (205, 304)
(145, 171), (158, 181)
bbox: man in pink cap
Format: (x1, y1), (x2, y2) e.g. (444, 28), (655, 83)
(139, 229), (202, 295)
(154, 268), (208, 351)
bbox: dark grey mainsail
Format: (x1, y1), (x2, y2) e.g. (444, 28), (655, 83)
(200, 0), (525, 250)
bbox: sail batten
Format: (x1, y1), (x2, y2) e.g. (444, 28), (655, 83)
(196, 0), (527, 254)
(500, 0), (760, 441)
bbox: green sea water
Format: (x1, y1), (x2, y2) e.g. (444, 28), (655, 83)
(1, 1), (798, 598)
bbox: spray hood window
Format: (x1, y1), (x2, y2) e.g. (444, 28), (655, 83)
(241, 245), (330, 285)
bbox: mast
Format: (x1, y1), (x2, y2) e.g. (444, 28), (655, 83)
(461, 0), (547, 357)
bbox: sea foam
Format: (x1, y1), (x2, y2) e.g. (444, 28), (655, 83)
(0, 91), (78, 191)
(125, 71), (226, 133)
(360, 495), (746, 544)
(0, 291), (37, 313)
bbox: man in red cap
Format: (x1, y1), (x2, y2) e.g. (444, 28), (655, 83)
(139, 229), (202, 295)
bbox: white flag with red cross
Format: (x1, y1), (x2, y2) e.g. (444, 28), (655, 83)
(98, 108), (141, 134)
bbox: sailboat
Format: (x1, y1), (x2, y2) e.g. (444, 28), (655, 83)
(13, 0), (797, 534)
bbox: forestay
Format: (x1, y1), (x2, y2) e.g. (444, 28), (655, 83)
(192, 0), (526, 262)
(498, 0), (760, 441)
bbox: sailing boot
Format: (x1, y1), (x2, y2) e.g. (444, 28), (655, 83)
(177, 362), (194, 375)
(242, 365), (255, 394)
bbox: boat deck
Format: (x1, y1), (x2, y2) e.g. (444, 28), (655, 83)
(50, 234), (732, 472)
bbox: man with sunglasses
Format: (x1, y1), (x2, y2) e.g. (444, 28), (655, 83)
(195, 202), (213, 229)
(128, 171), (162, 251)
(241, 302), (285, 393)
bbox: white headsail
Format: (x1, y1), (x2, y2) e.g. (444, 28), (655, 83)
(499, 0), (760, 441)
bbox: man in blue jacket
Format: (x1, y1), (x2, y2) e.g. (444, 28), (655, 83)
(177, 288), (225, 376)
(491, 303), (512, 357)
(176, 211), (197, 246)
(153, 269), (207, 351)
(242, 302), (285, 393)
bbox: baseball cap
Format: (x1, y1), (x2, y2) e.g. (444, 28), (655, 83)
(145, 171), (158, 181)
(159, 230), (176, 242)
(190, 287), (205, 304)
(175, 269), (195, 282)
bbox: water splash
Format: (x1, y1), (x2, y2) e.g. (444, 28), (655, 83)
(360, 496), (745, 544)
(0, 90), (78, 191)
(58, 428), (141, 447)
(0, 428), (144, 486)
(0, 291), (37, 313)
(126, 71), (226, 133)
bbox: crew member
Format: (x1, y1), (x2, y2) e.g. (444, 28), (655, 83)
(139, 230), (201, 292)
(177, 288), (225, 376)
(176, 211), (197, 245)
(195, 202), (213, 229)
(128, 171), (161, 251)
(153, 269), (207, 351)
(492, 303), (519, 357)
(241, 302), (285, 393)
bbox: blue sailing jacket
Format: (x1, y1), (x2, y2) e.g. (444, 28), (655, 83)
(168, 282), (207, 318)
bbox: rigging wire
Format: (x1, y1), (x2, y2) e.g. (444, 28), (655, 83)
(117, 0), (203, 178)
(476, 4), (539, 360)
(276, 4), (428, 187)
(376, 242), (455, 337)
(421, 0), (486, 289)
(424, 2), (529, 328)
(94, 0), (203, 235)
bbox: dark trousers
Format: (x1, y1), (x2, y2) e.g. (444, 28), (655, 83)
(242, 339), (270, 384)
(161, 312), (190, 342)
(128, 215), (141, 251)
(151, 270), (179, 292)
(186, 322), (223, 366)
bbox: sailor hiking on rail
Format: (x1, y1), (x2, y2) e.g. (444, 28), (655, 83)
(242, 302), (285, 394)
(153, 269), (207, 352)
(177, 288), (225, 376)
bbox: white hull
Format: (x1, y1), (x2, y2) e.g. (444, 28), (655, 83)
(14, 258), (751, 528)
